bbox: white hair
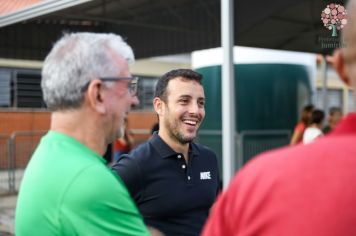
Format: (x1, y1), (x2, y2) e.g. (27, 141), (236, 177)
(41, 32), (134, 110)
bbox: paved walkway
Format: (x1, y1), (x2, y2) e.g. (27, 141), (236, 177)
(0, 194), (16, 236)
(0, 169), (25, 235)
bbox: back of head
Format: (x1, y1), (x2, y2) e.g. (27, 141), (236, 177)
(329, 106), (342, 116)
(328, 106), (343, 127)
(301, 104), (314, 124)
(154, 69), (203, 102)
(311, 109), (325, 125)
(41, 32), (134, 111)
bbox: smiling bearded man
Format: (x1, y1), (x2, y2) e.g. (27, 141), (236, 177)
(112, 69), (220, 236)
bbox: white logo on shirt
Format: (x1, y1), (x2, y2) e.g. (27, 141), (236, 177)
(200, 171), (211, 180)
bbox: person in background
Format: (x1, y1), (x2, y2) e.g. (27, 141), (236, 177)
(323, 106), (343, 134)
(113, 118), (135, 161)
(303, 109), (325, 144)
(201, 1), (356, 234)
(290, 104), (314, 145)
(113, 69), (220, 236)
(15, 32), (150, 236)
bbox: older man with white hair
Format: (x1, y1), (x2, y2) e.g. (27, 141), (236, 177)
(15, 32), (150, 236)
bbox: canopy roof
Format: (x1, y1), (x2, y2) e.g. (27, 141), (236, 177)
(0, 0), (345, 60)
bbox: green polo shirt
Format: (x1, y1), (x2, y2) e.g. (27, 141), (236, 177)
(16, 131), (149, 236)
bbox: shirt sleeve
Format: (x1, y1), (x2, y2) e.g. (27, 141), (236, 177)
(59, 164), (149, 236)
(111, 154), (144, 199)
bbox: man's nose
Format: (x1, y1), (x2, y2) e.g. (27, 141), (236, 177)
(188, 102), (199, 114)
(131, 95), (139, 106)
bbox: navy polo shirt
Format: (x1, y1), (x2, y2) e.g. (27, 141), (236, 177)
(112, 132), (220, 236)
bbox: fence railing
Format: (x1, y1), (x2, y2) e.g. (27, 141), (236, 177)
(0, 131), (47, 194)
(10, 131), (47, 192)
(0, 134), (10, 194)
(238, 129), (291, 164)
(199, 129), (291, 174)
(0, 129), (149, 195)
(0, 128), (291, 194)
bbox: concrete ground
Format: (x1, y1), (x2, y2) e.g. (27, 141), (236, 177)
(0, 194), (16, 236)
(0, 169), (25, 236)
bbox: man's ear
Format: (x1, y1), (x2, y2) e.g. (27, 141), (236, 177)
(153, 97), (164, 116)
(333, 49), (350, 86)
(86, 79), (106, 114)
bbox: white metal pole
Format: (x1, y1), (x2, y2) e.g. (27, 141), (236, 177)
(221, 0), (236, 188)
(321, 56), (328, 113)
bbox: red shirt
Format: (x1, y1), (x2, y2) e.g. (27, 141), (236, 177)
(202, 113), (356, 236)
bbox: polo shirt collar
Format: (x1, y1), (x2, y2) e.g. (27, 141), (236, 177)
(149, 132), (199, 158)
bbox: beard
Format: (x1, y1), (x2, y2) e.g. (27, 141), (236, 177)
(106, 127), (122, 146)
(164, 116), (198, 145)
(106, 116), (125, 145)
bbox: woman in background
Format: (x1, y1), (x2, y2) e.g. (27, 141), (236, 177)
(303, 109), (325, 144)
(290, 104), (314, 145)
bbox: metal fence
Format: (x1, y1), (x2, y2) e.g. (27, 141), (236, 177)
(0, 128), (290, 194)
(0, 131), (46, 194)
(199, 129), (291, 174)
(0, 134), (10, 194)
(238, 130), (291, 164)
(0, 129), (149, 194)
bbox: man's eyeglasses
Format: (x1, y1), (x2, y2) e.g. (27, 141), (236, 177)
(100, 76), (139, 95)
(81, 77), (139, 95)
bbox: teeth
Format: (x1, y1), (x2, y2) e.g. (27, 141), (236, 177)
(183, 120), (197, 125)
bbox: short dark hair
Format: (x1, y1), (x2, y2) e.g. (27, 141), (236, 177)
(329, 106), (342, 115)
(301, 104), (314, 124)
(154, 69), (203, 102)
(311, 109), (325, 124)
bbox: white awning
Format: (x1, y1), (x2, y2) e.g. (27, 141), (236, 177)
(0, 0), (92, 27)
